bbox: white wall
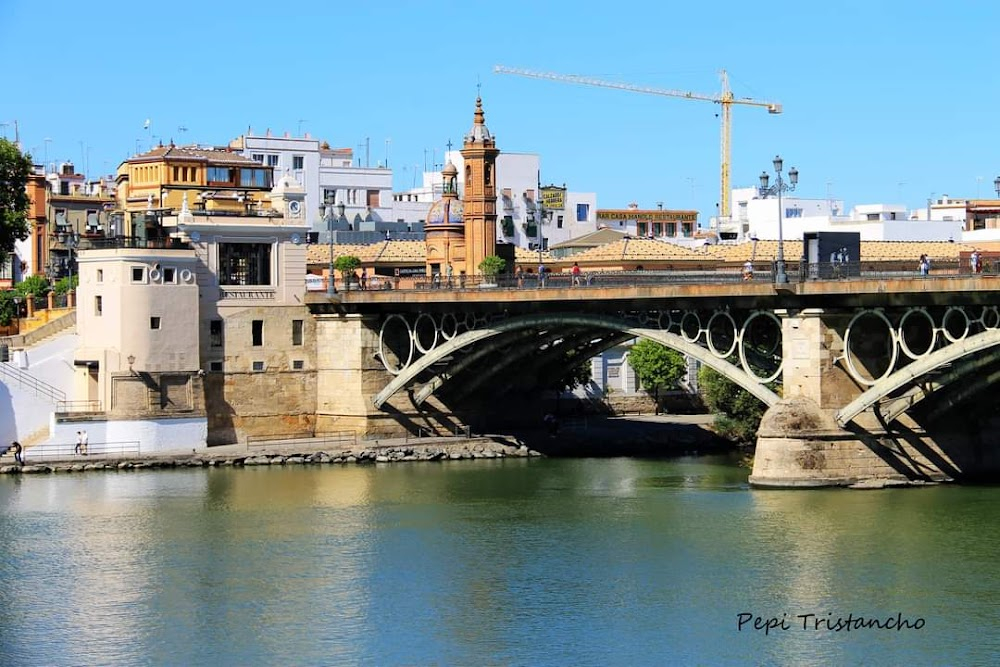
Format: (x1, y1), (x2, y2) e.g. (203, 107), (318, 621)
(45, 416), (207, 454)
(0, 333), (79, 446)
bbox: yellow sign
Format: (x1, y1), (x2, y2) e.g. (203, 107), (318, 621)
(541, 187), (565, 210)
(597, 209), (698, 223)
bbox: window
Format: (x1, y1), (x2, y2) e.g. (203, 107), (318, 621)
(252, 361), (264, 372)
(251, 153), (264, 164)
(209, 361), (223, 372)
(240, 168), (272, 188)
(576, 203), (590, 222)
(292, 360), (304, 370)
(60, 181), (69, 195)
(163, 267), (176, 283)
(367, 189), (379, 208)
(252, 320), (263, 346)
(323, 188), (337, 204)
(666, 223), (677, 237)
(97, 269), (103, 283)
(173, 166), (180, 181)
(132, 266), (145, 282)
(218, 242), (272, 285)
(267, 154), (279, 167)
(292, 320), (303, 346)
(207, 167), (235, 185)
(557, 215), (563, 229)
(787, 208), (804, 218)
(150, 317), (161, 330)
(292, 155), (304, 170)
(637, 222), (648, 237)
(210, 320), (223, 347)
(95, 295), (102, 316)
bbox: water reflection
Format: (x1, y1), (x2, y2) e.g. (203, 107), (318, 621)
(0, 461), (998, 665)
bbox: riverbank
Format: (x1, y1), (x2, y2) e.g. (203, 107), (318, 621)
(0, 437), (540, 475)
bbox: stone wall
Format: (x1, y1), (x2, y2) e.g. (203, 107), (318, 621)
(204, 370), (316, 445)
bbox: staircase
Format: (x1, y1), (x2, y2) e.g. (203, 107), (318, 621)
(0, 361), (65, 404)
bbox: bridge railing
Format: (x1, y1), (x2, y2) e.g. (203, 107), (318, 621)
(404, 258), (975, 290)
(246, 431), (358, 450)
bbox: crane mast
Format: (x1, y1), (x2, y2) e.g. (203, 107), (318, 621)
(493, 65), (782, 219)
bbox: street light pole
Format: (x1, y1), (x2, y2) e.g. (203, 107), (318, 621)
(758, 155), (798, 284)
(326, 197), (343, 297)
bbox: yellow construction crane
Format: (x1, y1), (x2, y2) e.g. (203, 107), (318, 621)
(493, 65), (782, 219)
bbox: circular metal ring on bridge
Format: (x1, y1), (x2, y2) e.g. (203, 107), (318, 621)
(706, 311), (738, 359)
(378, 314), (414, 376)
(439, 313), (459, 340)
(636, 311), (650, 326)
(981, 306), (1000, 330)
(843, 309), (898, 387)
(738, 310), (783, 383)
(657, 311), (673, 331)
(941, 306), (969, 343)
(898, 308), (937, 360)
(680, 312), (702, 343)
(412, 313), (438, 355)
(463, 313), (478, 330)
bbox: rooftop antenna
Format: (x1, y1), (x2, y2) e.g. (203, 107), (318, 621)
(297, 119), (307, 135)
(0, 121), (8, 140)
(178, 126), (188, 141)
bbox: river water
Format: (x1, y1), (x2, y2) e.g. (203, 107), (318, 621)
(0, 456), (996, 666)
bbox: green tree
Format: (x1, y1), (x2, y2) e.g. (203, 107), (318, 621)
(698, 365), (766, 445)
(0, 138), (32, 268)
(478, 255), (506, 282)
(627, 339), (686, 414)
(334, 255), (361, 287)
(53, 275), (78, 295)
(0, 290), (15, 327)
(14, 274), (48, 299)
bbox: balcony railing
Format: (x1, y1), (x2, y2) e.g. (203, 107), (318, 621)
(85, 236), (192, 250)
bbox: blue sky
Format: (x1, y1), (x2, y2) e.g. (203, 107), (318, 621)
(2, 0), (998, 222)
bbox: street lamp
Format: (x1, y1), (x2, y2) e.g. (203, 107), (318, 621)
(54, 228), (80, 282)
(758, 155), (799, 284)
(12, 296), (21, 333)
(994, 176), (1000, 198)
(326, 197), (345, 297)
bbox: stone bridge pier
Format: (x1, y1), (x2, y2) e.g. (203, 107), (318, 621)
(751, 307), (1000, 487)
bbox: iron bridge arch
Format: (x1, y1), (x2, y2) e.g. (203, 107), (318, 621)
(371, 311), (783, 409)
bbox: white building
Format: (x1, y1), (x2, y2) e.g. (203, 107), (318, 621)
(230, 131), (394, 237)
(715, 187), (962, 243)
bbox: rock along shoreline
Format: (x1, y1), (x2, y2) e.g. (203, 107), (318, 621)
(0, 438), (542, 476)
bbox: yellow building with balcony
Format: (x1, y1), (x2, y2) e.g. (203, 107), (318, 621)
(114, 144), (276, 237)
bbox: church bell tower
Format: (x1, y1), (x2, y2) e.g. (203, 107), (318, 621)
(460, 97), (500, 276)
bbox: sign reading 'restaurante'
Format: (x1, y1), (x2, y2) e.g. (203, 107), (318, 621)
(597, 209), (698, 222)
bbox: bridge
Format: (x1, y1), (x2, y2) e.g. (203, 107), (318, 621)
(305, 266), (1000, 488)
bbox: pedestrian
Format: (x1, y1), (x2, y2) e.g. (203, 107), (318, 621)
(516, 265), (524, 289)
(571, 262), (582, 287)
(81, 430), (89, 455)
(446, 263), (454, 288)
(971, 250), (982, 274)
(11, 441), (22, 466)
(538, 263), (546, 288)
(742, 259), (754, 281)
(360, 267), (368, 291)
(919, 254), (930, 276)
(75, 430), (83, 455)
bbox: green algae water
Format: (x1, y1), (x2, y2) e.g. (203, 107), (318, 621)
(0, 457), (997, 665)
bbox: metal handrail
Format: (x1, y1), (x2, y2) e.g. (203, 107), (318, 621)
(55, 400), (103, 413)
(0, 362), (66, 403)
(6, 440), (141, 462)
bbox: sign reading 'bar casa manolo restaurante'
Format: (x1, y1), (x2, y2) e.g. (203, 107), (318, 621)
(597, 209), (699, 222)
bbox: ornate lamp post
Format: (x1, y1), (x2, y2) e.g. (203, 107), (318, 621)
(12, 296), (21, 333)
(54, 228), (80, 282)
(758, 155), (799, 284)
(326, 197), (345, 297)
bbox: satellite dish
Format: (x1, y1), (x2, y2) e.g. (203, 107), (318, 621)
(291, 233), (301, 245)
(190, 231), (201, 242)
